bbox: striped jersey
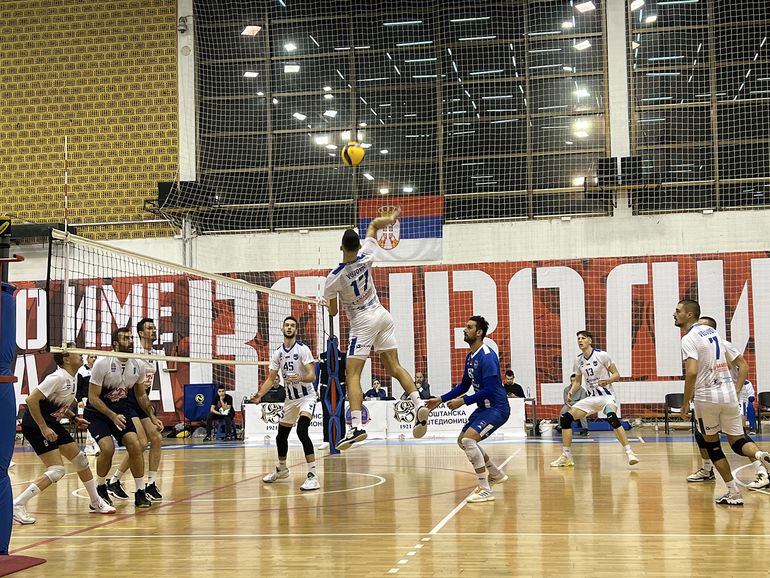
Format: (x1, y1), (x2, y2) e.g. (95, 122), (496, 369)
(324, 236), (382, 324)
(574, 348), (616, 397)
(269, 340), (316, 401)
(680, 323), (737, 404)
(30, 367), (77, 422)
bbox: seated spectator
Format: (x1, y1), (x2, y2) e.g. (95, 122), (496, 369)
(364, 378), (387, 400)
(204, 385), (235, 441)
(261, 382), (286, 403)
(415, 372), (432, 399)
(558, 374), (589, 436)
(503, 370), (525, 398)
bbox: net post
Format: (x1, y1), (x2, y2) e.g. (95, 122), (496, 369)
(324, 312), (344, 455)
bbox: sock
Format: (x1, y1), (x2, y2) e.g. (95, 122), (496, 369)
(477, 471), (490, 491)
(278, 458), (287, 469)
(13, 483), (41, 507)
(702, 459), (714, 472)
(97, 476), (106, 486)
(83, 478), (100, 504)
(408, 391), (424, 408)
(351, 410), (362, 428)
(563, 447), (572, 458)
(484, 458), (501, 477)
(147, 471), (157, 485)
(111, 469), (123, 484)
(726, 479), (739, 493)
(308, 461), (316, 476)
(753, 460), (764, 473)
(134, 477), (146, 492)
(624, 444), (632, 454)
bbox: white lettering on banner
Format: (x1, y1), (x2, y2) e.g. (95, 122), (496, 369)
(66, 285), (97, 347)
(390, 272), (415, 399)
(425, 271), (451, 396)
(652, 262), (681, 376)
(508, 268), (536, 396)
(697, 261), (726, 339)
(15, 289), (46, 350)
(731, 283), (750, 354)
(606, 263), (647, 376)
(13, 354), (39, 409)
(752, 259), (770, 393)
(188, 279), (213, 384)
(452, 270), (499, 355)
(100, 284), (134, 347)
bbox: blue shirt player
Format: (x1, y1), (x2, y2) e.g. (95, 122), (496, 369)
(426, 316), (510, 503)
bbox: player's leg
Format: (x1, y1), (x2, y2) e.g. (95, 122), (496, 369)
(12, 449), (65, 525)
(379, 348), (430, 439)
(86, 416), (117, 506)
(59, 442), (115, 514)
(264, 402), (296, 482)
(604, 401), (638, 465)
(460, 409), (508, 503)
(297, 402), (320, 491)
(141, 416), (163, 501)
(696, 403), (743, 505)
(120, 424), (151, 508)
(687, 428), (716, 482)
(109, 416), (146, 501)
(551, 406), (588, 466)
(336, 351), (369, 450)
(726, 430), (770, 490)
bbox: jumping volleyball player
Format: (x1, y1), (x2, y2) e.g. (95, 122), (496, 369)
(324, 208), (429, 450)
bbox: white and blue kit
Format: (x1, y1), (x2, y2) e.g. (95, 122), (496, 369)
(269, 340), (317, 425)
(571, 348), (619, 416)
(441, 344), (510, 438)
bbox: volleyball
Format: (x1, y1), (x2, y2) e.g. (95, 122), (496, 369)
(341, 142), (366, 166)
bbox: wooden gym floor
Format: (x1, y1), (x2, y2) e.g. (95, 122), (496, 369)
(6, 431), (770, 577)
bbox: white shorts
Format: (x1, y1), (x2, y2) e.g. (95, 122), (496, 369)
(280, 394), (317, 425)
(571, 394), (617, 416)
(694, 400), (743, 436)
(347, 307), (398, 360)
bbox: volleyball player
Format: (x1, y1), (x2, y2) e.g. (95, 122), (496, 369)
(107, 318), (165, 502)
(13, 348), (115, 525)
(551, 331), (639, 467)
(675, 300), (770, 505)
(253, 316), (320, 491)
(685, 315), (769, 490)
(84, 327), (160, 509)
(323, 208), (429, 450)
(425, 316), (509, 503)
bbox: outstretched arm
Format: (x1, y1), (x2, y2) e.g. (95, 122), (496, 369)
(366, 207), (400, 239)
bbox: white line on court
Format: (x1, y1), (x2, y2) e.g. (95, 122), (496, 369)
(732, 462), (770, 496)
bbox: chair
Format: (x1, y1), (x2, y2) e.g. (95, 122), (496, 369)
(664, 393), (685, 435)
(757, 392), (770, 434)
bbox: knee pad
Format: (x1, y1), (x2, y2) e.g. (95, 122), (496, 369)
(460, 438), (485, 469)
(693, 428), (707, 450)
(71, 451), (89, 472)
(705, 440), (726, 463)
(44, 465), (66, 483)
(296, 415), (314, 457)
(560, 412), (575, 430)
(605, 411), (622, 430)
(276, 423), (292, 457)
(730, 436), (751, 456)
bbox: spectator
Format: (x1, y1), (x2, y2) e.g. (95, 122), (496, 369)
(364, 378), (387, 400)
(204, 385), (235, 441)
(503, 370), (525, 398)
(558, 373), (589, 436)
(415, 372), (432, 399)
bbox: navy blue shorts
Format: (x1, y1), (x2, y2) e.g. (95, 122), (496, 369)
(21, 416), (74, 456)
(127, 402), (149, 421)
(83, 406), (137, 445)
(462, 407), (510, 440)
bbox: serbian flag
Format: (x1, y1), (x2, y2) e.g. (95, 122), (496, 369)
(358, 195), (443, 262)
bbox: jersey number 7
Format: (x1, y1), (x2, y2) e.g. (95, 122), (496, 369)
(708, 336), (721, 360)
(351, 270), (370, 297)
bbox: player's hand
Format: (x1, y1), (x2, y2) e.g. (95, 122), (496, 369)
(286, 373), (300, 382)
(42, 426), (58, 442)
(425, 397), (442, 411)
(598, 379), (610, 387)
(112, 413), (126, 431)
(680, 406), (690, 421)
(387, 206), (401, 223)
(73, 416), (90, 431)
(151, 416), (164, 432)
(447, 398), (464, 411)
(251, 394), (262, 404)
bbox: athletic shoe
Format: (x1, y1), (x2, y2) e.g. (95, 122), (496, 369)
(715, 491), (744, 506)
(627, 452), (640, 466)
(262, 466), (290, 483)
(9, 461), (15, 468)
(488, 472), (509, 486)
(758, 451), (770, 467)
(134, 489), (152, 509)
(97, 483), (114, 507)
(412, 405), (429, 439)
(300, 472), (321, 492)
(89, 499), (116, 515)
(13, 504), (35, 525)
(747, 470), (770, 490)
(107, 480), (129, 501)
(145, 482), (163, 501)
(84, 444), (100, 456)
(466, 486), (495, 503)
(318, 442), (330, 451)
(550, 454), (574, 467)
(203, 436), (211, 442)
(687, 468), (716, 483)
(335, 427), (368, 451)
(578, 429), (589, 437)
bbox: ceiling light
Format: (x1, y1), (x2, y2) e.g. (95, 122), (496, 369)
(314, 136), (329, 146)
(572, 176), (586, 186)
(292, 112), (307, 121)
(403, 186), (414, 193)
(284, 42), (297, 52)
(243, 71), (259, 78)
(645, 14), (658, 23)
(323, 86), (332, 92)
(284, 64), (300, 73)
(574, 119), (591, 130)
(359, 122), (368, 127)
(272, 98), (279, 105)
(383, 20), (423, 26)
(561, 21), (575, 29)
(630, 0), (645, 11)
(323, 110), (338, 118)
(380, 149), (389, 155)
(360, 143), (372, 149)
(340, 131), (351, 140)
(574, 130), (589, 138)
(575, 1), (596, 13)
(632, 41), (641, 49)
(563, 66), (576, 72)
(363, 173), (375, 181)
(379, 188), (389, 195)
(325, 144), (338, 150)
(573, 88), (590, 98)
(241, 25), (262, 36)
(573, 40), (592, 51)
(257, 91), (265, 96)
(324, 94), (334, 100)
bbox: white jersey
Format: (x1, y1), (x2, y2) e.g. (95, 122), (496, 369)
(137, 345), (160, 392)
(324, 236), (382, 325)
(269, 340), (316, 401)
(76, 364), (91, 381)
(88, 356), (146, 406)
(574, 348), (615, 397)
(721, 339), (754, 402)
(30, 367), (77, 421)
(680, 323), (737, 405)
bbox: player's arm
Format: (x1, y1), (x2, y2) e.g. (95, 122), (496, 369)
(327, 297), (338, 317)
(681, 357), (698, 419)
(25, 388), (59, 442)
(134, 380), (163, 430)
(323, 275), (339, 317)
(366, 207), (400, 238)
(439, 375), (472, 404)
(88, 382), (126, 431)
(297, 361), (316, 384)
(460, 372), (500, 407)
(725, 349), (749, 396)
(598, 362), (620, 387)
(252, 369), (279, 403)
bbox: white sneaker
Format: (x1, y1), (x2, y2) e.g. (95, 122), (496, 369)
(488, 472), (509, 486)
(13, 504), (36, 525)
(627, 452), (639, 466)
(412, 405), (429, 439)
(89, 498), (117, 515)
(550, 454), (574, 467)
(300, 473), (321, 491)
(84, 444), (100, 456)
(262, 466), (290, 483)
(715, 491), (744, 506)
(758, 451), (770, 467)
(9, 461), (15, 468)
(318, 442), (330, 451)
(747, 470), (770, 490)
(466, 486), (495, 503)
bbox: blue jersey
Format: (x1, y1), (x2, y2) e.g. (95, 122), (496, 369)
(441, 344), (509, 412)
